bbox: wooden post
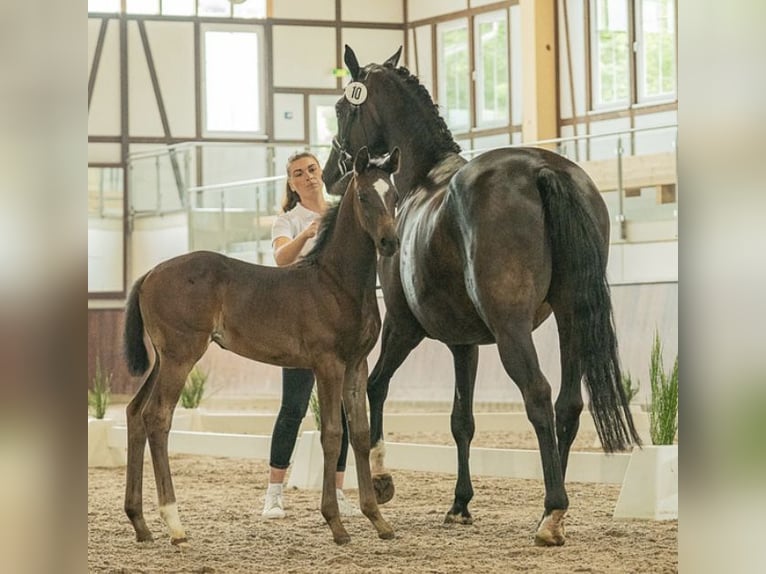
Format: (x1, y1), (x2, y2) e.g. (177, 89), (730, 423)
(520, 0), (557, 145)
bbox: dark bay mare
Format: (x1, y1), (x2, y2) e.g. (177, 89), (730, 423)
(122, 147), (400, 546)
(322, 46), (641, 546)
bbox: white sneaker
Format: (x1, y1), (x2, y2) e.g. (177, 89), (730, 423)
(262, 490), (286, 519)
(336, 489), (362, 517)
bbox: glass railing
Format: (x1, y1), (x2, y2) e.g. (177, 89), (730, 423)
(125, 125), (677, 259)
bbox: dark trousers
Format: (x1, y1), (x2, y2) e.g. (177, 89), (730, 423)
(269, 367), (350, 472)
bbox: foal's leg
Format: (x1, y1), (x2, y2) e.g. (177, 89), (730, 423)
(343, 360), (394, 540)
(444, 344), (479, 525)
(495, 324), (568, 546)
(142, 352), (201, 546)
(367, 317), (424, 503)
(124, 357), (160, 542)
(551, 311), (584, 479)
(314, 361), (350, 545)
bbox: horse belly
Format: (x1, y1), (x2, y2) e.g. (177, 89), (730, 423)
(399, 236), (493, 345)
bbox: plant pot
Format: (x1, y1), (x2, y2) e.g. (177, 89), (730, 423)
(88, 417), (126, 467)
(613, 444), (678, 520)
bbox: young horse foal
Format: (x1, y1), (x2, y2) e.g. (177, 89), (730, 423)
(122, 146), (400, 546)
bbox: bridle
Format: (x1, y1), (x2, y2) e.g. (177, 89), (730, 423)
(332, 72), (374, 177)
(331, 105), (358, 177)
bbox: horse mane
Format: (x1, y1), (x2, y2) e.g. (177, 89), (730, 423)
(296, 171), (352, 267)
(387, 65), (462, 156)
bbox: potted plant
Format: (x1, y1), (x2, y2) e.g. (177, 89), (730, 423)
(174, 365), (209, 431)
(88, 357), (124, 466)
(88, 357), (111, 420)
(614, 329), (678, 520)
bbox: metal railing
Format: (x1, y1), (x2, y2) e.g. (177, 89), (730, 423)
(124, 125), (677, 255)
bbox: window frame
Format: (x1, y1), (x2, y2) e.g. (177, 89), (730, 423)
(436, 18), (471, 133)
(589, 0), (677, 112)
(200, 22), (268, 139)
(473, 10), (510, 129)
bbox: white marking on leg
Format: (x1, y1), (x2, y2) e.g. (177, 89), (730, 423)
(373, 178), (390, 202)
(370, 440), (387, 474)
(159, 503), (186, 540)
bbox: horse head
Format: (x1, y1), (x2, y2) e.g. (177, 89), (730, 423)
(322, 45), (403, 191)
(349, 146), (400, 258)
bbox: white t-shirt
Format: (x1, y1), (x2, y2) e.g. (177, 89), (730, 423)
(271, 202), (322, 259)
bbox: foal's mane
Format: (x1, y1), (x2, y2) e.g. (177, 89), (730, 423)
(296, 176), (349, 267)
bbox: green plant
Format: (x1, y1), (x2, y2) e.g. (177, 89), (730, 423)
(88, 357), (112, 419)
(180, 366), (208, 409)
(622, 371), (640, 404)
(649, 330), (678, 445)
(308, 386), (321, 429)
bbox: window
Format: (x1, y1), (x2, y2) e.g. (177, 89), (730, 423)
(202, 26), (266, 136)
(474, 11), (509, 127)
(637, 0), (676, 102)
(126, 0), (159, 15)
(590, 0), (676, 110)
(591, 0), (630, 109)
(161, 0), (196, 17)
(437, 19), (470, 132)
(88, 0), (120, 12)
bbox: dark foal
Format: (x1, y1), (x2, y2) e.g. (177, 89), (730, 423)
(123, 147), (400, 546)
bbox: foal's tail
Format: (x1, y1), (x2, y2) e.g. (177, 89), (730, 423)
(124, 274), (150, 376)
(537, 168), (641, 452)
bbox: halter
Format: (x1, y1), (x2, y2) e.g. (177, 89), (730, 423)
(333, 80), (370, 176)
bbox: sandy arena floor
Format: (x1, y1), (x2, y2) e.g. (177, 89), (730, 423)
(88, 425), (677, 573)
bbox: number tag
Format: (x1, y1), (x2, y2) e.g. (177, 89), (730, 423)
(344, 82), (367, 105)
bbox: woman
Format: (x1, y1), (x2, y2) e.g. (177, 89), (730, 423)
(261, 151), (359, 519)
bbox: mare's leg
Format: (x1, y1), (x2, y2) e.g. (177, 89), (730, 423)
(551, 311), (584, 479)
(314, 360), (350, 545)
(495, 323), (568, 546)
(444, 344), (479, 525)
(142, 349), (204, 546)
(367, 316), (424, 503)
(343, 360), (394, 540)
(124, 357), (159, 542)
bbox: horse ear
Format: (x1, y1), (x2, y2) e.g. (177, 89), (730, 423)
(384, 46), (402, 68)
(386, 147), (401, 174)
(353, 146), (370, 175)
(344, 45), (361, 81)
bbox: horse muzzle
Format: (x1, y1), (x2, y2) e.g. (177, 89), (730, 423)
(377, 234), (399, 257)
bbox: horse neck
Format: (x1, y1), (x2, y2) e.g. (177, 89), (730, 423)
(318, 191), (377, 293)
(378, 76), (458, 195)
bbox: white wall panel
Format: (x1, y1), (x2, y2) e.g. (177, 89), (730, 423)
(145, 21), (196, 138)
(272, 0), (335, 20)
(341, 29), (405, 69)
(341, 0), (403, 23)
(128, 21), (164, 137)
(88, 19), (121, 136)
(88, 143), (122, 164)
(273, 93), (305, 140)
(272, 26), (336, 88)
(408, 0), (466, 22)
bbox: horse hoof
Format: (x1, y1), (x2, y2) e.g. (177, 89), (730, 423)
(443, 511), (473, 525)
(135, 532), (154, 543)
(378, 529), (395, 540)
(333, 533), (352, 545)
(534, 509), (566, 546)
(373, 473), (395, 504)
(171, 536), (190, 548)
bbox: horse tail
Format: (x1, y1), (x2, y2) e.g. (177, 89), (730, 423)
(537, 167), (641, 452)
(124, 274), (150, 376)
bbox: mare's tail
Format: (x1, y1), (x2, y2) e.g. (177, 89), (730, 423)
(537, 167), (641, 452)
(123, 274), (150, 376)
